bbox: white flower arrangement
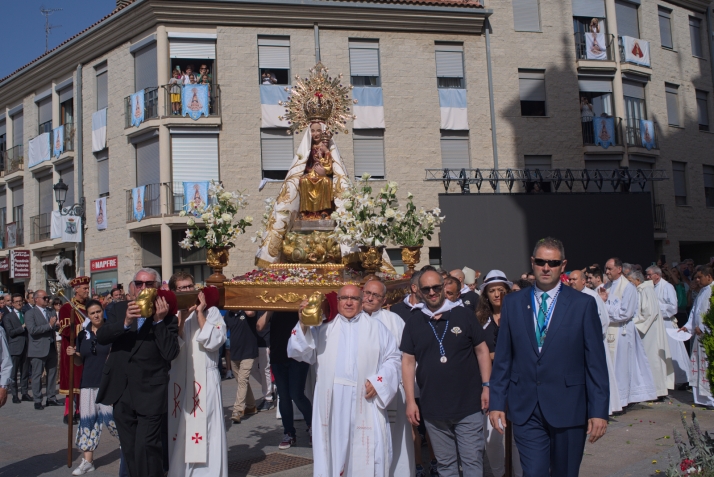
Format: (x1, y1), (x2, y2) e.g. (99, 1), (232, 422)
(331, 174), (400, 247)
(391, 192), (445, 247)
(250, 197), (276, 244)
(179, 180), (252, 250)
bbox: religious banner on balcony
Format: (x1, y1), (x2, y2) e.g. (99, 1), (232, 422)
(132, 186), (146, 222)
(95, 197), (107, 230)
(182, 84), (209, 120)
(260, 85), (290, 128)
(28, 132), (51, 168)
(92, 108), (107, 152)
(130, 90), (145, 127)
(623, 36), (650, 67)
(52, 125), (65, 158)
(62, 216), (82, 243)
(5, 223), (17, 249)
(183, 181), (209, 215)
(586, 32), (607, 60)
(50, 210), (62, 239)
(439, 88), (468, 130)
(593, 117), (615, 149)
(353, 87), (386, 129)
(640, 119), (655, 150)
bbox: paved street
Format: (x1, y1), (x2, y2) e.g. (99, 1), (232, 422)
(1, 373), (713, 477)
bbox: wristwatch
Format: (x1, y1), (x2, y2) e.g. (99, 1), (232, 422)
(482, 382), (490, 388)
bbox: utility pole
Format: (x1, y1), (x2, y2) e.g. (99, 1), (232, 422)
(40, 7), (62, 53)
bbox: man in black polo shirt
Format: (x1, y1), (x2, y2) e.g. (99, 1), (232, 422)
(401, 270), (492, 477)
(390, 271), (424, 323)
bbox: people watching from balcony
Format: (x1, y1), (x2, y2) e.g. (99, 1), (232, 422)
(198, 64), (212, 84)
(261, 70), (277, 85)
(169, 70), (182, 115)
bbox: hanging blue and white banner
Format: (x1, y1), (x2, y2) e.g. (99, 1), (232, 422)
(132, 186), (146, 222)
(130, 90), (145, 128)
(28, 132), (51, 168)
(183, 181), (209, 215)
(353, 87), (385, 129)
(182, 84), (209, 120)
(52, 125), (65, 158)
(92, 108), (107, 152)
(593, 117), (615, 149)
(439, 89), (468, 130)
(640, 119), (655, 150)
(260, 85), (290, 128)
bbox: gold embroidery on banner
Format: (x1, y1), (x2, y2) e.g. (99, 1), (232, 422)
(256, 291), (307, 304)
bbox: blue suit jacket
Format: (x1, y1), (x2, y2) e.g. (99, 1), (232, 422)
(490, 285), (609, 428)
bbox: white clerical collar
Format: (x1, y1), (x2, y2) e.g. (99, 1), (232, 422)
(460, 285), (470, 294)
(339, 312), (363, 323)
(534, 282), (561, 298)
(403, 294), (424, 311)
(421, 299), (460, 318)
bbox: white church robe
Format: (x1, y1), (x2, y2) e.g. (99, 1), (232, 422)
(368, 309), (415, 477)
(168, 307), (228, 477)
(581, 286), (622, 414)
(684, 284), (714, 407)
(634, 280), (674, 397)
(288, 312), (401, 477)
(654, 279), (691, 384)
(605, 277), (657, 406)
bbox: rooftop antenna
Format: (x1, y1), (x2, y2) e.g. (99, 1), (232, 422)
(40, 6), (62, 53)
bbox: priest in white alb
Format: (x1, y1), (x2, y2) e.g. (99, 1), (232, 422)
(288, 284), (401, 477)
(361, 279), (415, 477)
(168, 287), (228, 477)
(647, 265), (691, 386)
(599, 258), (657, 407)
(569, 270), (622, 414)
(628, 270), (674, 398)
(681, 267), (714, 408)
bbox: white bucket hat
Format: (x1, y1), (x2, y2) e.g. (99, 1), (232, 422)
(479, 269), (513, 292)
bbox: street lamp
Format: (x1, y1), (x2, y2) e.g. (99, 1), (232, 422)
(53, 178), (85, 218)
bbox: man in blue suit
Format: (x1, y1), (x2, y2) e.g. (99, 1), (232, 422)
(490, 237), (609, 476)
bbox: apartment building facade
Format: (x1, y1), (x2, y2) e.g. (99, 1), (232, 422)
(0, 0), (711, 294)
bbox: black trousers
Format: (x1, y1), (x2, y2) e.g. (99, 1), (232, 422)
(114, 388), (164, 477)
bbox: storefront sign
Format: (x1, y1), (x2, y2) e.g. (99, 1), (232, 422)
(0, 257), (9, 272)
(90, 256), (118, 272)
(10, 250), (31, 279)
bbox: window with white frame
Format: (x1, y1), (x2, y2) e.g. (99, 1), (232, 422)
(97, 149), (109, 196)
(435, 43), (465, 89)
(672, 161), (687, 206)
(615, 0), (640, 39)
(690, 16), (703, 57)
(512, 0), (541, 32)
(519, 69), (546, 116)
(171, 132), (220, 212)
(96, 64), (108, 111)
(440, 130), (470, 170)
(349, 39), (380, 87)
(258, 36), (290, 85)
(658, 7), (673, 49)
(261, 128), (293, 180)
(665, 83), (680, 127)
(353, 130), (385, 179)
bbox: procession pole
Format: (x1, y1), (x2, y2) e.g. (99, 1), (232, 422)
(504, 419), (513, 477)
(67, 308), (75, 468)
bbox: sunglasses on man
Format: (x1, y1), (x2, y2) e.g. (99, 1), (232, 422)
(533, 258), (563, 268)
(133, 280), (156, 288)
(419, 285), (443, 295)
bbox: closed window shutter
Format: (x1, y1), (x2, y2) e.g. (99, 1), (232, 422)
(169, 40), (216, 59)
(697, 90), (709, 126)
(578, 78), (613, 93)
(622, 79), (645, 99)
(659, 8), (673, 49)
(690, 17), (703, 57)
(349, 48), (380, 77)
(12, 111), (23, 147)
(585, 155), (621, 193)
(672, 161), (687, 197)
(0, 190), (6, 210)
(59, 166), (75, 206)
(435, 50), (464, 78)
(59, 86), (73, 104)
(38, 174), (53, 214)
(704, 165), (714, 188)
(512, 0), (541, 32)
(136, 137), (160, 187)
(665, 84), (679, 126)
(12, 185), (23, 207)
(519, 72), (546, 101)
(571, 0), (605, 18)
(258, 38), (290, 69)
(134, 43), (157, 91)
(261, 129), (293, 171)
(629, 157), (653, 192)
(38, 97), (52, 126)
(97, 149), (109, 195)
(354, 130), (385, 178)
(96, 72), (108, 111)
(440, 132), (470, 169)
(524, 155), (551, 170)
(171, 135), (220, 197)
(0, 121), (5, 138)
(616, 0), (640, 39)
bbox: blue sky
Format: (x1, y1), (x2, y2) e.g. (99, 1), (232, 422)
(2, 1), (116, 79)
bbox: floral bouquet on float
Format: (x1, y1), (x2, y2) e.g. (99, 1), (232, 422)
(391, 192), (444, 248)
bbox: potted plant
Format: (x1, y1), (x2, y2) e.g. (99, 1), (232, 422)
(391, 193), (444, 275)
(179, 180), (252, 284)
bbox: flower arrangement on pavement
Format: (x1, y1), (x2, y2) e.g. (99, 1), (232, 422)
(666, 412), (714, 476)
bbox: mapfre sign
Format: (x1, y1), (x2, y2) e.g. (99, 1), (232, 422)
(90, 256), (118, 272)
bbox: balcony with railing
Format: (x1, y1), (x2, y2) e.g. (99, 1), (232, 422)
(56, 122), (75, 155)
(126, 183), (163, 223)
(618, 36), (651, 68)
(625, 120), (658, 149)
(5, 145), (23, 175)
(574, 32), (616, 62)
(30, 213), (51, 243)
(167, 182), (218, 215)
(653, 204), (666, 233)
(38, 120), (52, 136)
(124, 87), (159, 128)
(581, 116), (623, 147)
(163, 84), (221, 118)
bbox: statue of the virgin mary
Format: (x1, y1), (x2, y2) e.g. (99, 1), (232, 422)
(255, 63), (355, 267)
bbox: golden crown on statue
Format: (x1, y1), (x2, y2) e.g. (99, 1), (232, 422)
(279, 62), (356, 135)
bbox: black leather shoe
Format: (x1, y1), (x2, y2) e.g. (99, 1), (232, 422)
(21, 394), (33, 402)
(73, 413), (80, 425)
(12, 395), (20, 404)
(63, 414), (69, 424)
(34, 403), (45, 410)
(45, 399), (60, 406)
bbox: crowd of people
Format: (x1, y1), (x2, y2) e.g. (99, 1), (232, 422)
(0, 240), (713, 477)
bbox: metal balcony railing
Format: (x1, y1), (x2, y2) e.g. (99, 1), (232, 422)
(625, 120), (659, 149)
(168, 182), (218, 215)
(124, 87), (159, 128)
(653, 204), (666, 232)
(126, 183), (163, 223)
(581, 116), (623, 147)
(30, 213), (51, 243)
(574, 32), (615, 61)
(5, 145), (23, 174)
(57, 122), (75, 154)
(619, 36), (651, 67)
(38, 120), (52, 136)
(163, 84), (221, 117)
